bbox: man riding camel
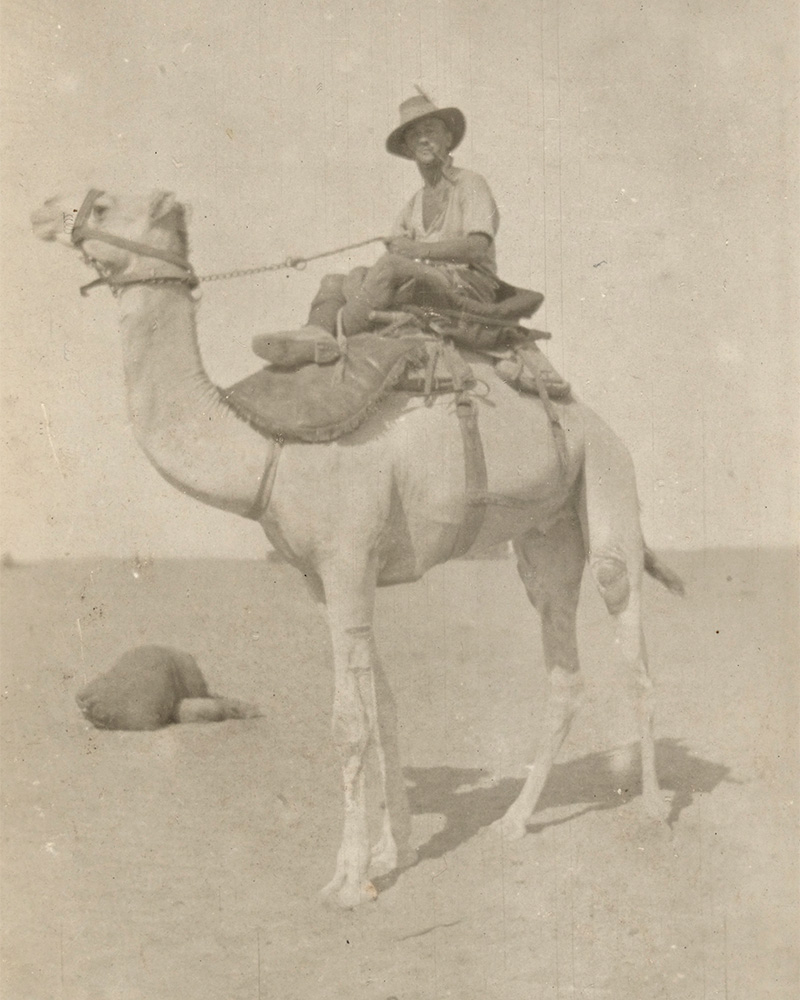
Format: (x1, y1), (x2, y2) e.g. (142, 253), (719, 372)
(254, 93), (563, 390)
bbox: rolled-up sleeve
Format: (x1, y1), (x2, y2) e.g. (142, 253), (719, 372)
(457, 172), (500, 241)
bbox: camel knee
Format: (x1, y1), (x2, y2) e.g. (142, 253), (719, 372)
(331, 628), (375, 757)
(591, 554), (631, 615)
(628, 666), (656, 713)
(332, 701), (370, 762)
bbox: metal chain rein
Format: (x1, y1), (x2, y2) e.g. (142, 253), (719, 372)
(197, 235), (385, 285)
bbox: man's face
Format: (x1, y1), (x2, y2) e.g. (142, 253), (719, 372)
(404, 117), (452, 165)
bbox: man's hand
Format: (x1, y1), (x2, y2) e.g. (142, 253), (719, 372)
(385, 236), (420, 258)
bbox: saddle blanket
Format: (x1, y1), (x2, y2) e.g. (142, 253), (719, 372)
(221, 333), (427, 444)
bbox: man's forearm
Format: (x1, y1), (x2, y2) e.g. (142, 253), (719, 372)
(419, 235), (487, 263)
(390, 233), (491, 265)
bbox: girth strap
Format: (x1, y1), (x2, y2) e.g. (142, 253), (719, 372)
(517, 348), (569, 472)
(450, 388), (489, 559)
(243, 441), (282, 521)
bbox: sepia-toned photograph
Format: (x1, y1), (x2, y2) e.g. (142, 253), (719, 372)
(2, 1), (797, 997)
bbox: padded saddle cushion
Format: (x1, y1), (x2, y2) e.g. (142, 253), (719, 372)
(221, 333), (427, 443)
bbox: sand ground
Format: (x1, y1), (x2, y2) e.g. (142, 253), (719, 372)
(1, 549), (797, 1000)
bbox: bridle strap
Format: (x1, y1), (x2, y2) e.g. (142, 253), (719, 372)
(71, 189), (196, 274)
(71, 188), (104, 243)
(79, 274), (198, 297)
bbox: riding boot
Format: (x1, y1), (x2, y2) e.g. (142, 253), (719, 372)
(252, 274), (344, 367)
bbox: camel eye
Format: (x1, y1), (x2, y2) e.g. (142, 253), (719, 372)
(92, 204), (108, 219)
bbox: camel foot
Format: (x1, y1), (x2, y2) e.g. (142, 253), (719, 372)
(319, 878), (378, 910)
(368, 843), (418, 879)
(489, 811), (528, 842)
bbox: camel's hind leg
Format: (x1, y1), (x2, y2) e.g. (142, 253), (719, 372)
(492, 509), (586, 841)
(581, 413), (670, 822)
(603, 586), (670, 821)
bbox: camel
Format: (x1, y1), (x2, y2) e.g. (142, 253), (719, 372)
(33, 188), (683, 909)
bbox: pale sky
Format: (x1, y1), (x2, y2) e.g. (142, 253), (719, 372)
(2, 0), (797, 558)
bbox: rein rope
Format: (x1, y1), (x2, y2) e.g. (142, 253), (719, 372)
(72, 189), (385, 297)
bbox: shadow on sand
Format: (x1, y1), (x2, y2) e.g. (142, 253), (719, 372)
(402, 738), (735, 866)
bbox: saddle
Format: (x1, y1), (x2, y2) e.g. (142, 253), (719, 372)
(223, 292), (570, 446)
(221, 333), (428, 444)
(364, 277), (570, 400)
(369, 303), (571, 400)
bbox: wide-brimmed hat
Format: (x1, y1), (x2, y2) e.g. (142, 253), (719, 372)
(386, 95), (466, 159)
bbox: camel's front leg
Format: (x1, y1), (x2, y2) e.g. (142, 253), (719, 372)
(319, 554), (413, 908)
(366, 657), (416, 878)
(320, 619), (377, 909)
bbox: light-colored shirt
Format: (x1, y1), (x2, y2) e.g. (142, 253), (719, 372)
(391, 164), (500, 273)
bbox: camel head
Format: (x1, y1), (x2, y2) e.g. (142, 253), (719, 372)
(31, 189), (190, 283)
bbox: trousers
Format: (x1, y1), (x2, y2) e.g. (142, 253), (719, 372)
(307, 253), (498, 336)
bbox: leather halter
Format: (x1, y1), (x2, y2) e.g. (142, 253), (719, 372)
(71, 189), (198, 295)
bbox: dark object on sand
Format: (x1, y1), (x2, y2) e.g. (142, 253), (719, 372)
(76, 645), (260, 731)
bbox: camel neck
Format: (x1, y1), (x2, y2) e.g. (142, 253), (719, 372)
(120, 283), (200, 371)
(119, 285), (275, 519)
